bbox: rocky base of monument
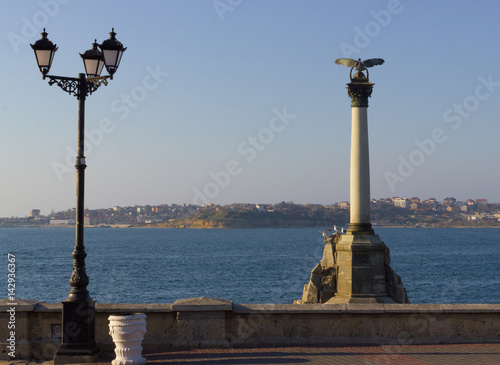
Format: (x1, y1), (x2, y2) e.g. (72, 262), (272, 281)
(296, 232), (409, 304)
(385, 248), (410, 303)
(297, 233), (339, 304)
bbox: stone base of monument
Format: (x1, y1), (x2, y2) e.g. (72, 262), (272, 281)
(297, 231), (409, 304)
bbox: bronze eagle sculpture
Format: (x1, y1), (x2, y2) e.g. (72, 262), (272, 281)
(335, 58), (384, 80)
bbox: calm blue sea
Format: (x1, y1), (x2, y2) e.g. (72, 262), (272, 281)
(0, 227), (499, 304)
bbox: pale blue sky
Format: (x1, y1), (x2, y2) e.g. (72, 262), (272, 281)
(1, 0), (500, 217)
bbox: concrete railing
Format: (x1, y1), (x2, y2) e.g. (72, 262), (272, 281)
(1, 297), (499, 361)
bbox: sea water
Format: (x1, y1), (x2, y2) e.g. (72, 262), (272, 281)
(0, 227), (498, 304)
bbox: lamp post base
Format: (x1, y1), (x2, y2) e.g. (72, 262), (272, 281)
(53, 300), (99, 364)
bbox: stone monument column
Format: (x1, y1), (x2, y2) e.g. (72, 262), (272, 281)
(328, 59), (407, 303)
(347, 74), (373, 233)
(297, 59), (409, 305)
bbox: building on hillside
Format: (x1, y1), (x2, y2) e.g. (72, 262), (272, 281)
(30, 209), (41, 217)
(255, 204), (266, 212)
(339, 201), (350, 209)
(394, 197), (409, 208)
(444, 197), (457, 206)
(476, 199), (487, 206)
(84, 215), (106, 226)
(410, 202), (420, 210)
(49, 219), (75, 226)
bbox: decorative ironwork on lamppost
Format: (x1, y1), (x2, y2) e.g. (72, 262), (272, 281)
(31, 28), (126, 364)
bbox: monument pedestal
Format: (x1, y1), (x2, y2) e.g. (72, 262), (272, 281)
(298, 230), (409, 304)
(326, 231), (397, 304)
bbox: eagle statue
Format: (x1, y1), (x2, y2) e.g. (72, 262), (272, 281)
(335, 58), (384, 80)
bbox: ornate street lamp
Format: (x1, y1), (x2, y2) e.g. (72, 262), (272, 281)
(31, 29), (126, 364)
(99, 28), (127, 79)
(80, 40), (105, 78)
(31, 29), (58, 78)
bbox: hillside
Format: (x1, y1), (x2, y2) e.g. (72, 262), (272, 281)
(139, 207), (349, 229)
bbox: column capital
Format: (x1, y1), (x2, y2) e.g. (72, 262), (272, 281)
(347, 71), (373, 108)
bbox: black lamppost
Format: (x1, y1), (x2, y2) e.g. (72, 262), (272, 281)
(31, 29), (126, 364)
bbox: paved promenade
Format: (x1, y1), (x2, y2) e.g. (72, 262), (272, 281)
(6, 343), (500, 365)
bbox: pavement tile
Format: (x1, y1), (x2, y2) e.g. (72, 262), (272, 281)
(7, 343), (500, 365)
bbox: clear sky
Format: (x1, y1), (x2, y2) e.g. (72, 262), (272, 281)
(1, 0), (500, 218)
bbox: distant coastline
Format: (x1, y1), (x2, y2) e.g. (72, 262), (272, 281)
(131, 223), (500, 229)
(3, 200), (500, 229)
(2, 224), (500, 229)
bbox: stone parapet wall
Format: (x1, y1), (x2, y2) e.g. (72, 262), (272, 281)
(1, 298), (499, 361)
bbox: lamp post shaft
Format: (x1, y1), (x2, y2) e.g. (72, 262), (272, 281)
(66, 73), (91, 302)
(54, 74), (98, 364)
(75, 72), (86, 291)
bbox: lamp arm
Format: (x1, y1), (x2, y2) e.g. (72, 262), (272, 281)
(86, 75), (111, 95)
(45, 74), (111, 98)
